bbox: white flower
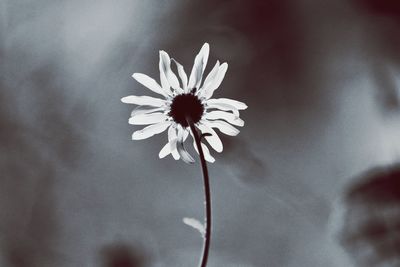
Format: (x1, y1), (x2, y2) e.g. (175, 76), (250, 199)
(121, 43), (247, 163)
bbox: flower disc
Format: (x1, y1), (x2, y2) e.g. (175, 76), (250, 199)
(169, 93), (204, 127)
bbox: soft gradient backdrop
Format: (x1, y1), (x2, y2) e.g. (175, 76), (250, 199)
(1, 0), (400, 266)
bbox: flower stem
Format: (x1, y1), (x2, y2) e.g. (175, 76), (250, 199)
(187, 118), (212, 267)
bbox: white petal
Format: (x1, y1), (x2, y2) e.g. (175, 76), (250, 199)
(171, 149), (180, 160)
(201, 142), (215, 163)
(183, 217), (205, 236)
(158, 125), (182, 159)
(121, 95), (165, 107)
(132, 121), (171, 140)
(177, 126), (194, 163)
(172, 58), (188, 92)
(190, 131), (215, 163)
(179, 125), (191, 144)
(159, 125), (195, 161)
(159, 142), (171, 158)
(197, 123), (223, 152)
(159, 140), (180, 160)
(203, 120), (240, 136)
(168, 124), (180, 160)
(131, 106), (164, 117)
(166, 140), (181, 160)
(159, 51), (172, 95)
(168, 123), (176, 141)
(188, 43), (210, 90)
(202, 63), (228, 99)
(129, 112), (167, 125)
(160, 51), (181, 91)
(199, 61), (219, 97)
(206, 98), (247, 110)
(203, 110), (244, 127)
(132, 73), (167, 97)
(171, 149), (180, 159)
(182, 128), (190, 141)
(177, 141), (194, 163)
(205, 102), (240, 117)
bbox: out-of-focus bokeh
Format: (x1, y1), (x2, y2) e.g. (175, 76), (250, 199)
(1, 0), (400, 266)
(335, 165), (400, 267)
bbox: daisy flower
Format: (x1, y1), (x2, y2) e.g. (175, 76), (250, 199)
(121, 43), (247, 163)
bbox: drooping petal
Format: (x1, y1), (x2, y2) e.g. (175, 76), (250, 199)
(129, 112), (167, 125)
(189, 130), (215, 163)
(188, 43), (210, 90)
(177, 140), (194, 163)
(171, 148), (180, 160)
(131, 106), (164, 117)
(182, 127), (190, 141)
(202, 120), (240, 136)
(132, 121), (171, 140)
(202, 62), (228, 99)
(172, 58), (188, 93)
(206, 98), (247, 110)
(168, 124), (180, 160)
(159, 51), (181, 91)
(203, 110), (244, 127)
(197, 123), (223, 152)
(132, 73), (168, 97)
(121, 95), (165, 107)
(177, 126), (194, 163)
(198, 60), (219, 97)
(159, 140), (180, 160)
(159, 142), (171, 159)
(158, 125), (181, 160)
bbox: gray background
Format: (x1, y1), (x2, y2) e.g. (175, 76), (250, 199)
(1, 0), (400, 266)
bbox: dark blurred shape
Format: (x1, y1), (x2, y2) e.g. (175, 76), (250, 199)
(339, 164), (400, 266)
(212, 0), (301, 72)
(355, 0), (400, 18)
(346, 164), (400, 204)
(100, 243), (146, 267)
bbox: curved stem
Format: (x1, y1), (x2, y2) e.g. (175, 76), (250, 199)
(187, 118), (212, 267)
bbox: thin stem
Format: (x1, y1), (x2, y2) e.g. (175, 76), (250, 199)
(187, 118), (212, 267)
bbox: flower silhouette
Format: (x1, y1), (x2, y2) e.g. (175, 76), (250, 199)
(121, 43), (247, 163)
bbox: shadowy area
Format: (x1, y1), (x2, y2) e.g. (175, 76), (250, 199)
(100, 242), (147, 267)
(371, 65), (400, 113)
(221, 137), (268, 185)
(354, 0), (400, 18)
(3, 0), (400, 266)
(0, 49), (90, 266)
(162, 0), (317, 110)
(339, 164), (400, 266)
(352, 0), (400, 114)
(345, 164), (400, 204)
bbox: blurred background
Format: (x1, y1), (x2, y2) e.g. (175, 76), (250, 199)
(1, 0), (400, 266)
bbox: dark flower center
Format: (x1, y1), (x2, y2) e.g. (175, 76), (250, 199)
(169, 93), (204, 127)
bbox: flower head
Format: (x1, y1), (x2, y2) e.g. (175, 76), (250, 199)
(121, 43), (247, 163)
